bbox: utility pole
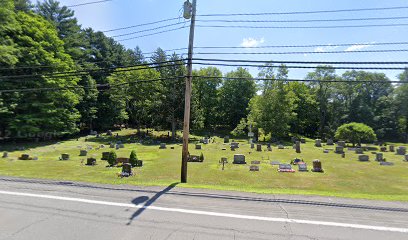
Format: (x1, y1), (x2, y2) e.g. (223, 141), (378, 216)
(181, 0), (197, 183)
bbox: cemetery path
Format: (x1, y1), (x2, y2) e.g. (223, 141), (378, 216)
(0, 176), (407, 240)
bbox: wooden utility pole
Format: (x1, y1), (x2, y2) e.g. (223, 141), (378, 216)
(181, 0), (197, 183)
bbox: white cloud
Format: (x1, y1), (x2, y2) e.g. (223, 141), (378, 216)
(314, 45), (338, 52)
(240, 37), (265, 48)
(344, 44), (372, 52)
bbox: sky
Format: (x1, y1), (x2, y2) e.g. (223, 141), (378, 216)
(46, 0), (408, 81)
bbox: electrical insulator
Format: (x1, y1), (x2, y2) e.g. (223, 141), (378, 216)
(183, 0), (192, 19)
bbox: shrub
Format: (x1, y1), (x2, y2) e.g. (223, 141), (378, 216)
(107, 151), (117, 166)
(129, 150), (138, 166)
(335, 122), (377, 146)
(199, 152), (204, 162)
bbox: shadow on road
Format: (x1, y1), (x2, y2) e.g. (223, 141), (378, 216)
(2, 177), (407, 214)
(127, 182), (179, 225)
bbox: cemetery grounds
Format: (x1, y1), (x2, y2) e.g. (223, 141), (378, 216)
(0, 129), (407, 202)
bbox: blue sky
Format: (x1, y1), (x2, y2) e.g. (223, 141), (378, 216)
(51, 0), (407, 80)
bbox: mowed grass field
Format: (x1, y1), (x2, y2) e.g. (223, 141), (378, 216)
(1, 129), (408, 201)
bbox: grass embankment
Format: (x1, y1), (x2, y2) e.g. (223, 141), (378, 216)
(1, 129), (407, 201)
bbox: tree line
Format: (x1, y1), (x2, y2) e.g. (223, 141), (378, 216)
(1, 0), (407, 142)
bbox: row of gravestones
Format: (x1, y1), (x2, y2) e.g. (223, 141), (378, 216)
(222, 154), (324, 172)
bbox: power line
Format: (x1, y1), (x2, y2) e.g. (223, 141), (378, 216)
(109, 21), (189, 38)
(192, 58), (408, 65)
(0, 61), (187, 81)
(196, 23), (408, 29)
(198, 6), (408, 17)
(192, 41), (408, 50)
(67, 0), (112, 7)
(197, 16), (408, 24)
(192, 75), (408, 84)
(194, 49), (408, 55)
(116, 26), (188, 41)
(103, 17), (182, 33)
(193, 62), (408, 70)
(0, 76), (184, 93)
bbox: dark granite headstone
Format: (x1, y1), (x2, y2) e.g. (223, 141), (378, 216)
(249, 165), (259, 171)
(233, 154), (246, 164)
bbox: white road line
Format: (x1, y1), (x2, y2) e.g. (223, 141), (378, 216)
(0, 190), (407, 233)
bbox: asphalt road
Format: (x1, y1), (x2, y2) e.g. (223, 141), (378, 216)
(0, 176), (407, 240)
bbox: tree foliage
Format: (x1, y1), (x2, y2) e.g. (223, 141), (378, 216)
(335, 122), (377, 146)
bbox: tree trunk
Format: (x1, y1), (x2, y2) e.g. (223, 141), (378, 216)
(171, 119), (176, 140)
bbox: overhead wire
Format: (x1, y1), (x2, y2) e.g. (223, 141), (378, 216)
(67, 0), (112, 8)
(198, 6), (408, 17)
(192, 58), (408, 65)
(196, 16), (408, 24)
(195, 23), (408, 29)
(194, 49), (408, 55)
(109, 21), (189, 38)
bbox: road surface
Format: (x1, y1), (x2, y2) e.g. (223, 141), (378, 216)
(0, 176), (407, 240)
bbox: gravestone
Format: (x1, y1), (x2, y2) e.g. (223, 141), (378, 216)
(405, 154), (408, 161)
(79, 150), (88, 156)
(231, 142), (239, 149)
(100, 145), (105, 149)
(251, 160), (261, 164)
(295, 141), (301, 153)
(342, 153), (346, 158)
(337, 141), (346, 147)
(323, 150), (329, 154)
(233, 154), (246, 164)
(315, 139), (322, 147)
(311, 160), (323, 172)
(358, 155), (369, 161)
(267, 143), (271, 148)
(396, 146), (406, 155)
(116, 158), (129, 164)
(278, 164), (294, 172)
(300, 138), (306, 144)
(249, 165), (259, 171)
(224, 136), (230, 143)
(86, 158), (96, 166)
(327, 139), (334, 145)
(251, 143), (254, 149)
(335, 146), (344, 154)
(87, 146), (93, 150)
(278, 145), (284, 149)
(61, 153), (70, 161)
(355, 148), (363, 154)
(380, 147), (387, 152)
(271, 161), (280, 165)
(222, 148), (226, 151)
(256, 144), (262, 152)
(203, 138), (209, 144)
(32, 156), (38, 161)
(195, 144), (202, 150)
(121, 163), (132, 176)
(159, 143), (166, 149)
(376, 153), (384, 162)
(389, 145), (395, 152)
(298, 163), (308, 172)
(106, 130), (113, 136)
(101, 152), (110, 160)
(110, 143), (115, 148)
(380, 162), (394, 166)
(2, 152), (8, 158)
(188, 155), (201, 162)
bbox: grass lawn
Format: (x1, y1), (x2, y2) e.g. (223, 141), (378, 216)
(1, 129), (408, 201)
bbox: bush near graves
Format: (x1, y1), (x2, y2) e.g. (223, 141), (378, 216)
(335, 123), (377, 147)
(129, 150), (138, 166)
(107, 151), (117, 166)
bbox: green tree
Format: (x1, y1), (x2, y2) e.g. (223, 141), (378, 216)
(248, 64), (296, 139)
(129, 150), (138, 166)
(335, 122), (377, 146)
(107, 151), (117, 166)
(307, 66), (336, 139)
(219, 67), (256, 128)
(192, 67), (222, 129)
(394, 69), (408, 142)
(0, 7), (81, 138)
